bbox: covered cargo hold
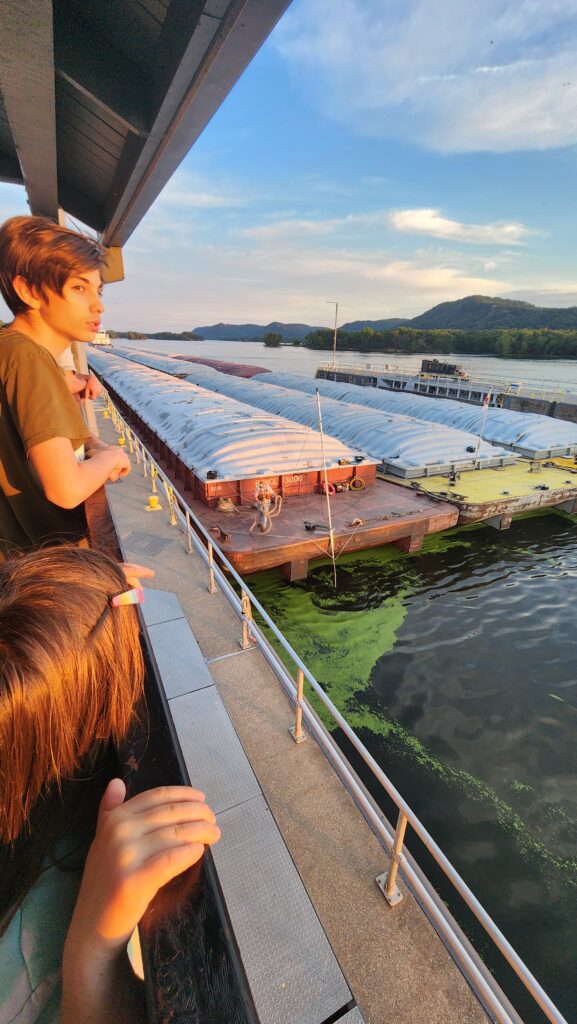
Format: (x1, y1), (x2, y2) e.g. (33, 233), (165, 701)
(89, 350), (376, 504)
(257, 372), (577, 460)
(109, 349), (515, 479)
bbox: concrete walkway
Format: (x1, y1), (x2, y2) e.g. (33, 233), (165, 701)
(99, 407), (490, 1024)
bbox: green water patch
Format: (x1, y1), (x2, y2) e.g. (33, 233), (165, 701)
(249, 526), (577, 893)
(345, 709), (577, 891)
(253, 575), (410, 709)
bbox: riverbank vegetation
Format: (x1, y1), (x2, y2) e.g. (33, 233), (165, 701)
(301, 326), (577, 359)
(109, 330), (201, 341)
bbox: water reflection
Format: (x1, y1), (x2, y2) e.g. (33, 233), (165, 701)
(250, 514), (577, 1023)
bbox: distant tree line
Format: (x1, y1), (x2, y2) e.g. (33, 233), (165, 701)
(301, 326), (577, 359)
(109, 330), (201, 341)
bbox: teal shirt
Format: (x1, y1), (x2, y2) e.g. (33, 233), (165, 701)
(0, 843), (83, 1024)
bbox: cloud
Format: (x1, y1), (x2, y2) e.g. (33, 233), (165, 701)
(243, 218), (338, 239)
(275, 0), (577, 152)
(155, 173), (247, 210)
(106, 216), (515, 327)
(243, 209), (398, 239)
(389, 208), (532, 244)
(242, 206), (532, 247)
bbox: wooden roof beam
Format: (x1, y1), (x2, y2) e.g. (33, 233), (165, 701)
(101, 0), (293, 247)
(53, 1), (151, 138)
(0, 0), (58, 218)
(0, 155), (24, 185)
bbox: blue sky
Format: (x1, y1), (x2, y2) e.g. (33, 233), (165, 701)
(1, 0), (577, 330)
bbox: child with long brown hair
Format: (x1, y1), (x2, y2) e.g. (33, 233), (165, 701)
(0, 546), (220, 1023)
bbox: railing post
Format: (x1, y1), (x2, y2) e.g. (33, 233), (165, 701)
(376, 810), (408, 907)
(239, 589), (254, 649)
(163, 481), (176, 526)
(150, 464), (158, 493)
(289, 667), (306, 744)
(185, 509), (193, 554)
(207, 542), (218, 593)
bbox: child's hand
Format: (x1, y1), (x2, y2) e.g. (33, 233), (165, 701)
(84, 372), (102, 400)
(104, 448), (131, 481)
(119, 562), (155, 588)
(65, 780), (220, 959)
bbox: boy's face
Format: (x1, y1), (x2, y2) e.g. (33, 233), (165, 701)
(37, 268), (104, 343)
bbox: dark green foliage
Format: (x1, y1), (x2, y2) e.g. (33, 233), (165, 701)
(303, 325), (577, 359)
(108, 330), (201, 340)
(411, 295), (577, 330)
(263, 331), (282, 347)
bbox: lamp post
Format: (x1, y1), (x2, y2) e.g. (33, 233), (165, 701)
(326, 300), (339, 371)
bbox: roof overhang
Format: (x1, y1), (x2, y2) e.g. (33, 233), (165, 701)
(0, 0), (291, 246)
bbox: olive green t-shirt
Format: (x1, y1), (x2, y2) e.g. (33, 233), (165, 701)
(0, 328), (91, 557)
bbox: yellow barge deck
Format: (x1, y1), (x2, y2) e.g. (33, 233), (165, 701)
(379, 460), (577, 529)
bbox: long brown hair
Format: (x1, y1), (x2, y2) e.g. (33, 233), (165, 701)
(0, 546), (144, 846)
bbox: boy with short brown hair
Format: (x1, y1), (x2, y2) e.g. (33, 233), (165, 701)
(0, 215), (131, 556)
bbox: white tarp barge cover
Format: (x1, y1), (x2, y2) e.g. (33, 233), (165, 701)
(106, 348), (517, 478)
(256, 371), (577, 460)
(88, 350), (373, 480)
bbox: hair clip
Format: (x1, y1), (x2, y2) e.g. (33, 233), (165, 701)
(111, 587), (144, 608)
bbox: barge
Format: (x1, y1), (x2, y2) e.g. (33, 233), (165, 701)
(379, 460), (577, 529)
(108, 347), (514, 478)
(258, 371), (577, 460)
(316, 358), (577, 414)
(111, 350), (577, 530)
(89, 350), (458, 578)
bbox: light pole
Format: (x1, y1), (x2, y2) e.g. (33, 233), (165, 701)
(326, 300), (339, 371)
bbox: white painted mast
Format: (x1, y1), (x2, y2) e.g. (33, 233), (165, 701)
(315, 387), (337, 587)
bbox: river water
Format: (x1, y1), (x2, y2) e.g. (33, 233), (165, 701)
(117, 338), (577, 1022)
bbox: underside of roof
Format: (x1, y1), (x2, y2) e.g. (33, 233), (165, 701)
(0, 0), (290, 246)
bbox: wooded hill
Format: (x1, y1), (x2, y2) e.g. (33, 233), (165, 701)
(410, 295), (577, 330)
(190, 296), (577, 341)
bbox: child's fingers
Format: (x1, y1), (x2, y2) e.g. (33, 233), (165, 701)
(122, 786), (207, 814)
(138, 840), (212, 892)
(119, 562), (156, 583)
(97, 778), (126, 824)
(138, 821), (221, 865)
(137, 800), (216, 835)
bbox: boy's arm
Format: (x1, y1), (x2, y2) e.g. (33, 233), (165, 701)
(30, 437), (131, 508)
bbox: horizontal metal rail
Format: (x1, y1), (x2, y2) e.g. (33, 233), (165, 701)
(102, 394), (568, 1024)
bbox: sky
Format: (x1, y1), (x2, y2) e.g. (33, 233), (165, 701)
(1, 0), (577, 330)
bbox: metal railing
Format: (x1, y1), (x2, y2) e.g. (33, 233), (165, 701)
(102, 393), (568, 1024)
(317, 361), (577, 405)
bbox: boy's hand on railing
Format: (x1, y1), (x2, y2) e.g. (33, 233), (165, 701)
(83, 372), (102, 400)
(102, 447), (131, 481)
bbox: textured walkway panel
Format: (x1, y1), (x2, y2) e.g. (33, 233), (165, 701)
(338, 1009), (366, 1023)
(140, 587), (184, 627)
(213, 795), (352, 1024)
(148, 617), (213, 697)
(169, 688), (261, 815)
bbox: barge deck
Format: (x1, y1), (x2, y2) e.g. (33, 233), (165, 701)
(176, 480), (458, 578)
(379, 460), (577, 528)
